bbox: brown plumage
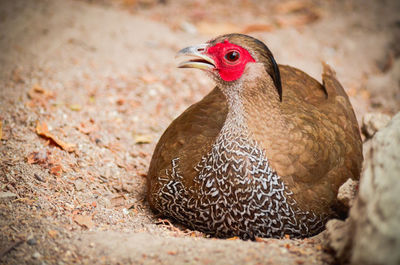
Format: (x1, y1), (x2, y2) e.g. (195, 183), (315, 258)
(147, 34), (362, 239)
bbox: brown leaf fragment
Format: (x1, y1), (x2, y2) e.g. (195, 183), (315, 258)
(27, 154), (36, 164)
(36, 121), (75, 152)
(116, 98), (125, 105)
(27, 150), (64, 176)
(110, 195), (126, 208)
(50, 165), (63, 176)
(48, 230), (58, 238)
(0, 120), (2, 140)
(28, 84), (55, 100)
(73, 214), (94, 229)
(76, 122), (97, 135)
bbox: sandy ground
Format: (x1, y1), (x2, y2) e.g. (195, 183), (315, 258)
(0, 0), (399, 264)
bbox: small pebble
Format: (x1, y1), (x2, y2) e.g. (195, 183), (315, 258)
(34, 173), (44, 182)
(27, 237), (37, 245)
(32, 251), (41, 259)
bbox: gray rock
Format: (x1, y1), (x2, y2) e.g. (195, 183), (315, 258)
(27, 237), (37, 246)
(350, 112), (400, 265)
(337, 178), (358, 208)
(328, 112), (400, 265)
(325, 219), (352, 263)
(32, 252), (41, 259)
(74, 179), (85, 191)
(361, 112), (391, 139)
(367, 58), (400, 112)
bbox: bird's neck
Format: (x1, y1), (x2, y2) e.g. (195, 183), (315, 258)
(220, 65), (284, 138)
(223, 85), (249, 135)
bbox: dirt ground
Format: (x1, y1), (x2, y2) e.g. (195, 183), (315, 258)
(0, 0), (399, 264)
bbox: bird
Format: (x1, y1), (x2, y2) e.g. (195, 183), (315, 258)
(147, 33), (363, 239)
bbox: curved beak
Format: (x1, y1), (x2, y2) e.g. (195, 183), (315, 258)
(176, 44), (216, 70)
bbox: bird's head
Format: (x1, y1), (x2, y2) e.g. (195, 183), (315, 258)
(177, 33), (282, 100)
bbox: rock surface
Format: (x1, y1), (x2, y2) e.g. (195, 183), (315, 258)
(361, 112), (391, 139)
(325, 219), (352, 262)
(328, 112), (400, 265)
(337, 178), (358, 208)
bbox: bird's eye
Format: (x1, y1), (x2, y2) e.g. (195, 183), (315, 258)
(224, 51), (240, 63)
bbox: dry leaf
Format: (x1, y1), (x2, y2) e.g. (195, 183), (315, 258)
(48, 230), (58, 238)
(50, 164), (63, 176)
(27, 153), (36, 164)
(27, 151), (48, 164)
(133, 134), (152, 144)
(36, 121), (75, 152)
(27, 150), (64, 176)
(27, 84), (54, 100)
(73, 214), (94, 229)
(110, 195), (126, 208)
(0, 120), (2, 140)
(116, 98), (125, 105)
(76, 122), (97, 135)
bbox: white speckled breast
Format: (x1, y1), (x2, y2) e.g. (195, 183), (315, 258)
(154, 125), (326, 239)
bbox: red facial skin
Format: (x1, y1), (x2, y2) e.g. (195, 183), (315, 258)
(206, 40), (256, 82)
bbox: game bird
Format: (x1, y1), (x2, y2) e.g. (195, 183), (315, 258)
(147, 33), (363, 239)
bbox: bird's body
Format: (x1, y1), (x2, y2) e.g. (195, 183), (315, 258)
(147, 34), (362, 239)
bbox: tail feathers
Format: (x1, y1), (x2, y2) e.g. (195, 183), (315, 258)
(321, 62), (349, 99)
